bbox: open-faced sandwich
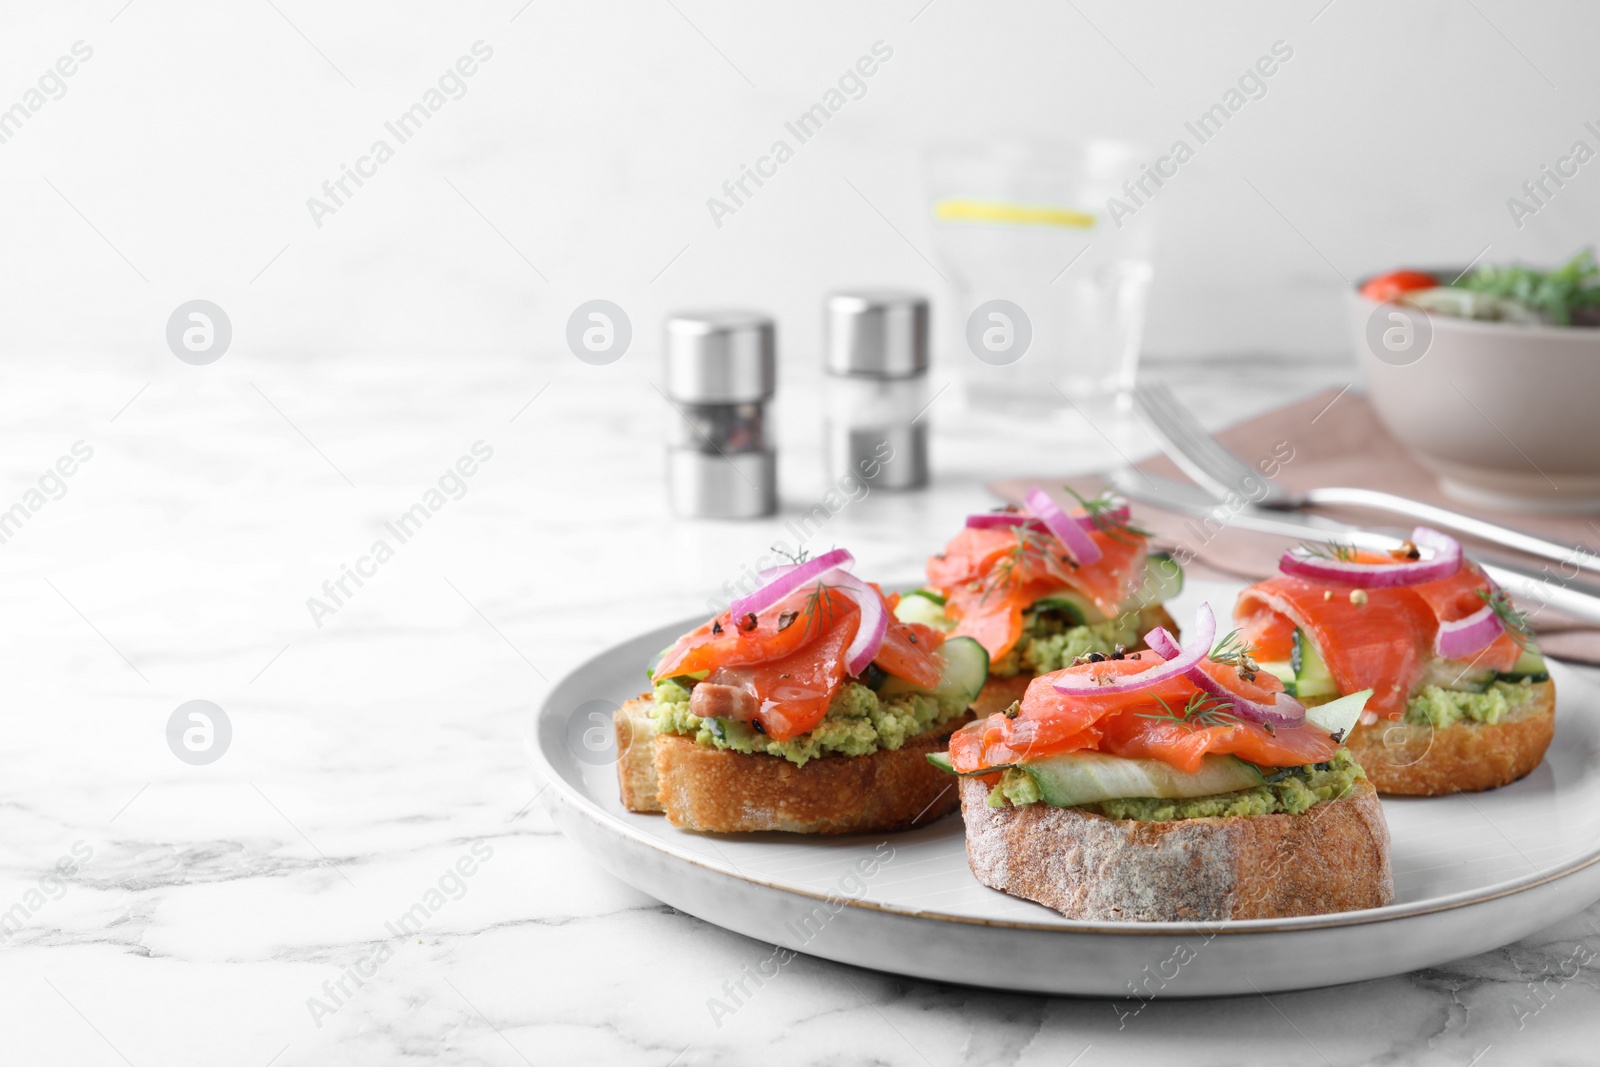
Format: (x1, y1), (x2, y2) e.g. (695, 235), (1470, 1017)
(914, 486), (1183, 719)
(615, 549), (989, 834)
(1236, 527), (1553, 796)
(931, 604), (1393, 922)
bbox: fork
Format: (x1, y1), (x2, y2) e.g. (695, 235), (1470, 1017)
(1130, 381), (1600, 579)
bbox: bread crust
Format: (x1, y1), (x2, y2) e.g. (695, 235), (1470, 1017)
(958, 776), (1393, 921)
(614, 697), (969, 834)
(1345, 679), (1555, 796)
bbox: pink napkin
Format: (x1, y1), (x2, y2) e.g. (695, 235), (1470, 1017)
(991, 388), (1600, 664)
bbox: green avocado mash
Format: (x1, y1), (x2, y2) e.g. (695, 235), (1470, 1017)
(990, 604), (1167, 678)
(1404, 679), (1537, 728)
(650, 678), (968, 767)
(986, 750), (1366, 820)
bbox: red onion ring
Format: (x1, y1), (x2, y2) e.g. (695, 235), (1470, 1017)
(1435, 602), (1503, 659)
(733, 548), (888, 678)
(965, 499), (1130, 535)
(1052, 602), (1215, 695)
(1145, 608), (1307, 727)
(827, 570), (891, 676)
(730, 548), (854, 618)
(1023, 487), (1103, 567)
(1278, 526), (1460, 588)
(965, 512), (1048, 533)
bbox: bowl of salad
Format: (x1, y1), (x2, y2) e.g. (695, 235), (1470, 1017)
(1351, 250), (1600, 512)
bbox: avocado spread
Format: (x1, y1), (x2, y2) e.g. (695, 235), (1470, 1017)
(986, 750), (1366, 820)
(650, 678), (968, 767)
(1404, 678), (1537, 728)
(990, 604), (1166, 678)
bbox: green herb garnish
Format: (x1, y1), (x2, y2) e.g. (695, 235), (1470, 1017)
(1295, 540), (1358, 563)
(1137, 691), (1243, 732)
(1064, 486), (1150, 545)
(1210, 629), (1261, 682)
(1458, 249), (1600, 326)
(1478, 587), (1533, 648)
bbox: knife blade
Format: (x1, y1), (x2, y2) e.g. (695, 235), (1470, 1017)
(1108, 468), (1600, 627)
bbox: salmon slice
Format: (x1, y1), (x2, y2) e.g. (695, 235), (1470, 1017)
(873, 618), (945, 690)
(655, 587), (848, 678)
(702, 607), (861, 741)
(1096, 706), (1340, 775)
(927, 522), (1149, 663)
(1235, 561), (1518, 721)
(948, 657), (1194, 772)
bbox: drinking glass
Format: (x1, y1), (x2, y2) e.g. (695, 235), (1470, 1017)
(926, 140), (1156, 413)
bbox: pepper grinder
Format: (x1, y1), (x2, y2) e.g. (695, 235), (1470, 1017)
(823, 290), (929, 490)
(664, 310), (778, 519)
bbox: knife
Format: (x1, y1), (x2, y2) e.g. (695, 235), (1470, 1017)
(1107, 468), (1600, 627)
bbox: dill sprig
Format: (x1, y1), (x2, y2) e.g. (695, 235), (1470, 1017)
(1293, 539), (1358, 563)
(1478, 587), (1533, 648)
(1137, 691), (1243, 732)
(1209, 628), (1261, 683)
(1064, 486), (1150, 545)
(771, 544), (810, 567)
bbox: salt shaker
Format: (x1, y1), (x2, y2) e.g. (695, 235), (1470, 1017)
(664, 310), (778, 519)
(823, 290), (929, 490)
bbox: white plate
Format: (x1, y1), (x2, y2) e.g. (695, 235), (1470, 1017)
(528, 580), (1600, 996)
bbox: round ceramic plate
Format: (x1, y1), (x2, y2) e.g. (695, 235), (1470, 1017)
(528, 580), (1600, 996)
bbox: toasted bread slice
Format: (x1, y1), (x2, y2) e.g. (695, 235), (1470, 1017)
(958, 776), (1392, 921)
(614, 696), (970, 834)
(1345, 678), (1555, 796)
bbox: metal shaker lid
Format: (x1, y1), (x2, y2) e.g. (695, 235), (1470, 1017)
(825, 290), (929, 379)
(664, 310), (775, 403)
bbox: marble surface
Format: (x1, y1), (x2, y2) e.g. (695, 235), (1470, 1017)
(4, 348), (1598, 1067)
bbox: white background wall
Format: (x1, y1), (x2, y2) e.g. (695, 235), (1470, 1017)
(1, 0), (1596, 378)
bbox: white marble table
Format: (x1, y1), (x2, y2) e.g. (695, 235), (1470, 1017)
(3, 348), (1595, 1066)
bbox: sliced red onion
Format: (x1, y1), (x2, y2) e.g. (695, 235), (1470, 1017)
(1435, 603), (1504, 659)
(1144, 605), (1307, 727)
(1023, 487), (1103, 567)
(730, 548), (854, 618)
(965, 512), (1048, 532)
(965, 498), (1130, 535)
(827, 570), (890, 676)
(1278, 525), (1460, 588)
(1052, 602), (1216, 695)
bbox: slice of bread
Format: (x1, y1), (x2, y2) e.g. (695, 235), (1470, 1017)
(1345, 678), (1555, 796)
(614, 696), (970, 834)
(958, 776), (1393, 921)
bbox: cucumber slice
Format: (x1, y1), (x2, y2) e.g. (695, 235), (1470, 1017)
(704, 717), (758, 746)
(879, 635), (990, 703)
(1292, 629), (1340, 701)
(1026, 553), (1184, 625)
(904, 587), (947, 606)
(1303, 689), (1371, 740)
(1497, 644), (1549, 683)
(1019, 751), (1264, 808)
(893, 592), (949, 630)
(1029, 595), (1091, 626)
(1143, 551), (1185, 601)
(1257, 659), (1297, 693)
(934, 636), (990, 702)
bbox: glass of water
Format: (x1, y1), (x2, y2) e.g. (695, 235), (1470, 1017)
(926, 140), (1157, 413)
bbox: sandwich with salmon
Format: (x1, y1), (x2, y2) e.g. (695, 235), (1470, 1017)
(931, 603), (1393, 921)
(912, 486), (1183, 718)
(615, 549), (989, 833)
(1236, 527), (1553, 796)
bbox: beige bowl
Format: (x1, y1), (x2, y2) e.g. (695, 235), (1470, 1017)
(1351, 285), (1600, 513)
